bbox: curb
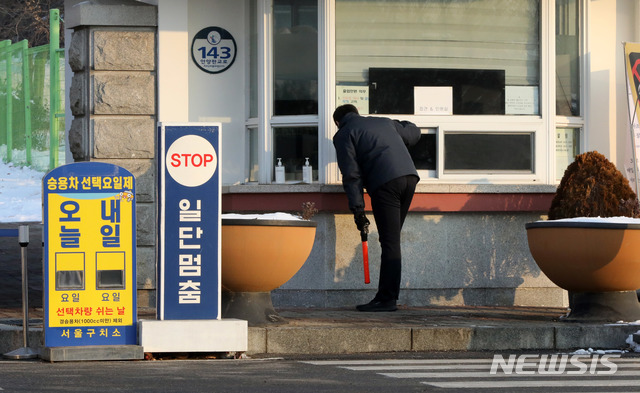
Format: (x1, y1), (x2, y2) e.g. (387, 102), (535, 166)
(0, 324), (636, 356)
(246, 324), (639, 355)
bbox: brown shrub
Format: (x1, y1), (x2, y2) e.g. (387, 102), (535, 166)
(548, 151), (640, 219)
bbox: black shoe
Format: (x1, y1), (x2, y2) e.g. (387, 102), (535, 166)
(356, 299), (397, 312)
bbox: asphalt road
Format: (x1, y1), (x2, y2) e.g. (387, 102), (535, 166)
(2, 352), (640, 393)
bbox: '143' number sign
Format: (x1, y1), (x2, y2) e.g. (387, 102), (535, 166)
(191, 26), (237, 74)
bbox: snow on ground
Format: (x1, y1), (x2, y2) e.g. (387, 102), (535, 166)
(542, 216), (640, 224)
(222, 212), (304, 220)
(0, 161), (45, 223)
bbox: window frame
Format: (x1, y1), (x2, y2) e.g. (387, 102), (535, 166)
(247, 0), (322, 184)
(247, 0), (585, 186)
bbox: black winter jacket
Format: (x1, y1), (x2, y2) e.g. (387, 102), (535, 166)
(333, 112), (421, 212)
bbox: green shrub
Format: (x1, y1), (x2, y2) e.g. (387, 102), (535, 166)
(548, 151), (640, 219)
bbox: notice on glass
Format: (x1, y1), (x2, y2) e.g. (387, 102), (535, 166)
(506, 86), (539, 115)
(414, 86), (453, 115)
(556, 129), (574, 180)
(336, 86), (369, 115)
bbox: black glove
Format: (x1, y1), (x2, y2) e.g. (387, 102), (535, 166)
(354, 210), (370, 233)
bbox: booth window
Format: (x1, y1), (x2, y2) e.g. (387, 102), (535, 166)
(335, 0), (540, 116)
(556, 0), (581, 117)
(273, 0), (318, 116)
(247, 0), (319, 183)
(444, 133), (534, 172)
(555, 0), (582, 180)
(273, 126), (318, 181)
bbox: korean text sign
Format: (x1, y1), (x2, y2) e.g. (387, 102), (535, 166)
(158, 123), (221, 320)
(43, 162), (136, 347)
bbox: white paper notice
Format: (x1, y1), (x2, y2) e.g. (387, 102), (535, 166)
(555, 129), (574, 180)
(505, 86), (539, 115)
(336, 86), (369, 115)
(414, 86), (453, 115)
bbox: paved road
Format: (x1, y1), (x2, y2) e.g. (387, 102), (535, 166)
(0, 223), (43, 308)
(2, 353), (640, 392)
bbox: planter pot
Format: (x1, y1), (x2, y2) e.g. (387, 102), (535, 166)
(526, 219), (640, 322)
(221, 218), (317, 326)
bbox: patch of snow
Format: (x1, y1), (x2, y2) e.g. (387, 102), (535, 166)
(627, 332), (640, 352)
(222, 212), (303, 221)
(0, 161), (44, 223)
(571, 348), (628, 355)
(538, 217), (640, 224)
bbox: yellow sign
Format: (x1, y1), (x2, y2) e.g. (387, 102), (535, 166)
(43, 163), (137, 347)
(47, 193), (134, 328)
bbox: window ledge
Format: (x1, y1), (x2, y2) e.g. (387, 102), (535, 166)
(222, 183), (557, 194)
(222, 184), (556, 213)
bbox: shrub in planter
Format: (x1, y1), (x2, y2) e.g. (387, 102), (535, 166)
(548, 151), (640, 220)
(529, 151), (640, 321)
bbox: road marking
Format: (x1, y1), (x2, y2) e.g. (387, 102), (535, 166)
(303, 358), (495, 366)
(341, 362), (640, 371)
(340, 364), (493, 371)
(304, 357), (640, 391)
(381, 370), (640, 378)
(423, 380), (640, 389)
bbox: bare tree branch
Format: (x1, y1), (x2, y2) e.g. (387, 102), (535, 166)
(0, 0), (64, 47)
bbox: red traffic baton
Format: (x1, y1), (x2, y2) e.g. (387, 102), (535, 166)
(361, 228), (370, 284)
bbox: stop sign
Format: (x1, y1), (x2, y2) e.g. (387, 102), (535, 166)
(166, 135), (218, 187)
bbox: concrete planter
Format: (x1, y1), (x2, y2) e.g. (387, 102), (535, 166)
(526, 220), (640, 321)
(221, 218), (317, 325)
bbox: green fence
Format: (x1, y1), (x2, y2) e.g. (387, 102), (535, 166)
(0, 9), (64, 172)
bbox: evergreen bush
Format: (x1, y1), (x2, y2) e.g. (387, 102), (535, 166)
(548, 151), (640, 219)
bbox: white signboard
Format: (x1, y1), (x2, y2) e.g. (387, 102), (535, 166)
(414, 86), (453, 115)
(505, 86), (539, 115)
(336, 86), (369, 114)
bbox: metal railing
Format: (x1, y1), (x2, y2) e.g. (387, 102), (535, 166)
(0, 9), (64, 171)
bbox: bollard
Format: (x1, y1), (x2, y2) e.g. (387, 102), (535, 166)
(4, 225), (38, 359)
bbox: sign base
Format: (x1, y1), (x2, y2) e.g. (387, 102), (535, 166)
(139, 319), (247, 353)
(41, 345), (144, 362)
(4, 346), (39, 360)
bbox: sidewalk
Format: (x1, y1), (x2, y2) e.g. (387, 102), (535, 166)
(2, 305), (639, 356)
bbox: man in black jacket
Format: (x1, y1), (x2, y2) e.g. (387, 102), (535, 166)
(332, 104), (421, 312)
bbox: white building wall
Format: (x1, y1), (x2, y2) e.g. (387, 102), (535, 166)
(587, 0), (637, 168)
(156, 0), (189, 122)
(187, 0), (247, 185)
(155, 0), (247, 185)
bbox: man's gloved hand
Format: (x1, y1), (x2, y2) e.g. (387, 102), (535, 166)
(353, 210), (370, 233)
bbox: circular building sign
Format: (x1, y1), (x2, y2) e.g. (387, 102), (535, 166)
(191, 26), (237, 74)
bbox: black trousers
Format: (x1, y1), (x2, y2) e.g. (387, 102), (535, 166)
(368, 175), (418, 302)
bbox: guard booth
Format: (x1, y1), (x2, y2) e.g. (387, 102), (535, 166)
(41, 162), (142, 361)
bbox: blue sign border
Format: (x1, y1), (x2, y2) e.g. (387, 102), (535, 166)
(157, 123), (221, 320)
(43, 162), (137, 347)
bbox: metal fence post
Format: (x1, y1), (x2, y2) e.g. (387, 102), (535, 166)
(3, 225), (38, 360)
(5, 42), (12, 163)
(49, 9), (60, 170)
(20, 40), (32, 166)
(0, 40), (9, 161)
